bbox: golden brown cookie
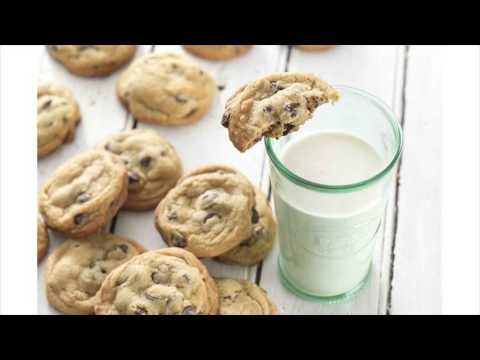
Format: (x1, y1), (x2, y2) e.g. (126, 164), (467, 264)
(46, 45), (137, 77)
(38, 213), (50, 263)
(295, 45), (336, 51)
(222, 72), (339, 152)
(95, 248), (218, 315)
(217, 186), (276, 266)
(37, 84), (81, 158)
(117, 52), (216, 126)
(154, 165), (255, 258)
(99, 129), (182, 210)
(183, 45), (253, 61)
(46, 234), (145, 315)
(216, 278), (278, 315)
(39, 150), (128, 238)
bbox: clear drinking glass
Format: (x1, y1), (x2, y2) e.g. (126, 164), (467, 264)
(265, 86), (403, 303)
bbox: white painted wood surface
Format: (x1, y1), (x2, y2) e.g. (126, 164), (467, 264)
(389, 46), (442, 314)
(37, 45), (441, 314)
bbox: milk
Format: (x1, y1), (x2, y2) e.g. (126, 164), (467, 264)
(272, 131), (387, 298)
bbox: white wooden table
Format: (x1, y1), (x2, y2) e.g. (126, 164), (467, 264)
(37, 45), (441, 315)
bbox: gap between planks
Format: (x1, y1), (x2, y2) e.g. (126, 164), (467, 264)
(384, 45), (410, 314)
(110, 45), (156, 234)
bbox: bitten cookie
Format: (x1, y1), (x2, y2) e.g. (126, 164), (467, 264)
(39, 150), (128, 238)
(155, 165), (255, 258)
(117, 52), (216, 126)
(38, 213), (50, 263)
(183, 45), (253, 61)
(46, 45), (137, 77)
(295, 45), (336, 51)
(95, 248), (218, 315)
(99, 129), (182, 210)
(46, 234), (145, 315)
(217, 186), (276, 266)
(216, 278), (278, 315)
(37, 84), (81, 158)
(222, 72), (339, 152)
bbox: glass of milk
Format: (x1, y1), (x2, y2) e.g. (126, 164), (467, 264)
(265, 86), (403, 302)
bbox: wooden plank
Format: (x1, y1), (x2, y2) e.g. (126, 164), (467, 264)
(37, 45), (151, 314)
(258, 45), (402, 314)
(377, 45), (408, 314)
(114, 45), (286, 283)
(388, 46), (442, 314)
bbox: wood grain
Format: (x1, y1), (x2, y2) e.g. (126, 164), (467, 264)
(388, 46), (442, 314)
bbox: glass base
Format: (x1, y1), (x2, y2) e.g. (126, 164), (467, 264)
(278, 257), (372, 304)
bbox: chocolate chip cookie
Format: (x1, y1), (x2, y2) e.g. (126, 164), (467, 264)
(183, 45), (253, 61)
(95, 248), (218, 315)
(217, 186), (276, 266)
(216, 278), (278, 315)
(39, 150), (128, 238)
(99, 129), (182, 210)
(295, 45), (336, 51)
(46, 45), (137, 77)
(222, 73), (339, 152)
(46, 234), (145, 315)
(38, 213), (49, 263)
(117, 52), (216, 126)
(37, 84), (81, 158)
(154, 165), (255, 258)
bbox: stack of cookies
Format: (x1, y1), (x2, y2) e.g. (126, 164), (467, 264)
(38, 45), (340, 315)
(38, 147), (277, 314)
(155, 165), (276, 266)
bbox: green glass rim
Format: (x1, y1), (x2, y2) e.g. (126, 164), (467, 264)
(265, 85), (404, 193)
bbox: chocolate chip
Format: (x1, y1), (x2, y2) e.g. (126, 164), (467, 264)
(263, 105), (273, 113)
(221, 113), (231, 127)
(167, 211), (178, 221)
(41, 100), (52, 111)
(104, 143), (111, 151)
(134, 307), (148, 315)
(217, 85), (225, 91)
(306, 96), (321, 112)
(74, 214), (84, 225)
(271, 81), (285, 93)
(284, 102), (300, 117)
(200, 190), (219, 209)
(175, 95), (188, 104)
(182, 306), (196, 315)
(171, 232), (187, 248)
(118, 244), (129, 253)
(140, 156), (152, 168)
(203, 213), (219, 223)
(251, 208), (259, 224)
(100, 268), (107, 274)
(128, 171), (140, 184)
(76, 192), (90, 203)
(283, 123), (296, 136)
(182, 274), (190, 283)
